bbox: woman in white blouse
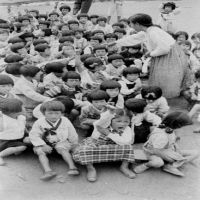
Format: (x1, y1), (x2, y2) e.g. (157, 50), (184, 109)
(110, 13), (192, 98)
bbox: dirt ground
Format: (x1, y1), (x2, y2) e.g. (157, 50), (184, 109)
(0, 1), (200, 200)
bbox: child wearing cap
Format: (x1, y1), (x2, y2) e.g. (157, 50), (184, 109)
(0, 99), (28, 166)
(68, 20), (80, 31)
(94, 17), (113, 34)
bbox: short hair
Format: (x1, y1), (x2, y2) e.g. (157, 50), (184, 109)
(93, 45), (108, 53)
(54, 96), (74, 114)
(122, 67), (141, 77)
(80, 54), (95, 62)
(77, 13), (90, 20)
(0, 19), (7, 24)
(40, 101), (65, 114)
(88, 36), (103, 43)
(29, 9), (39, 15)
(42, 28), (53, 37)
(141, 86), (162, 100)
(59, 36), (74, 44)
(62, 71), (81, 82)
(14, 23), (25, 32)
(162, 111), (192, 129)
(191, 32), (200, 40)
(33, 39), (48, 46)
(87, 90), (109, 103)
(0, 99), (23, 114)
(179, 40), (192, 49)
(10, 44), (25, 53)
(0, 74), (14, 86)
(36, 14), (48, 20)
(45, 62), (65, 74)
(112, 22), (125, 28)
(163, 2), (176, 10)
(104, 33), (118, 40)
(129, 14), (153, 27)
(97, 16), (107, 23)
(192, 46), (200, 54)
(59, 5), (71, 12)
(18, 16), (30, 23)
(68, 20), (79, 25)
(34, 44), (50, 52)
(119, 18), (130, 25)
(5, 63), (23, 75)
(125, 98), (147, 113)
(113, 109), (132, 120)
(108, 54), (124, 63)
(49, 12), (59, 17)
(4, 55), (23, 63)
(92, 30), (104, 36)
(84, 57), (103, 70)
(19, 32), (35, 40)
(90, 14), (99, 19)
(8, 37), (24, 44)
(62, 30), (75, 37)
(100, 80), (121, 91)
(58, 23), (69, 30)
(174, 31), (189, 40)
(74, 28), (84, 34)
(20, 66), (40, 77)
(127, 43), (141, 50)
(38, 20), (50, 28)
(113, 28), (126, 35)
(195, 70), (200, 79)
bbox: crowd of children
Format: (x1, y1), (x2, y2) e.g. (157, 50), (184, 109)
(0, 1), (200, 183)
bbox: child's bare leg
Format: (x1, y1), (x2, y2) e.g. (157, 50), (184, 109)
(180, 150), (199, 164)
(189, 104), (200, 119)
(38, 153), (52, 173)
(120, 160), (135, 178)
(86, 163), (97, 182)
(0, 146), (26, 165)
(23, 137), (32, 145)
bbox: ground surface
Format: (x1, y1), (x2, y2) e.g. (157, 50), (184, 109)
(0, 1), (200, 200)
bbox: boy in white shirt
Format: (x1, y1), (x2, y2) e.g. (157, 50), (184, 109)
(94, 17), (113, 35)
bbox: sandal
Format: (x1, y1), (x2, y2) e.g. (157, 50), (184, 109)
(40, 171), (57, 181)
(87, 170), (97, 182)
(68, 168), (79, 176)
(119, 167), (136, 179)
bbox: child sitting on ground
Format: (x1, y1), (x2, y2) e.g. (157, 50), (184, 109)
(118, 67), (142, 100)
(0, 99), (27, 165)
(79, 90), (109, 136)
(100, 80), (124, 109)
(74, 29), (88, 53)
(174, 31), (189, 45)
(94, 17), (113, 34)
(124, 98), (162, 143)
(73, 104), (135, 182)
(93, 45), (108, 66)
(133, 112), (198, 177)
(84, 36), (103, 54)
(135, 86), (170, 118)
(29, 101), (79, 181)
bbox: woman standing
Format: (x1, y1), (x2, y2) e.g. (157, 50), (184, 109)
(112, 14), (192, 98)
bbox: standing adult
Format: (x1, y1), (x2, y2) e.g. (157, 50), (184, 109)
(73, 0), (93, 15)
(111, 14), (192, 98)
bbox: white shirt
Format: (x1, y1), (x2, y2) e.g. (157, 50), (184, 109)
(94, 24), (113, 34)
(43, 73), (63, 90)
(105, 63), (126, 77)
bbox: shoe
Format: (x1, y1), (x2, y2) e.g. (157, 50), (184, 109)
(40, 171), (57, 181)
(172, 160), (185, 168)
(133, 164), (149, 174)
(68, 168), (80, 176)
(163, 164), (185, 177)
(119, 167), (136, 179)
(87, 170), (97, 182)
(193, 128), (200, 133)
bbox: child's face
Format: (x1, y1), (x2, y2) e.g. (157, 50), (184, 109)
(61, 9), (69, 15)
(39, 24), (48, 29)
(112, 26), (120, 30)
(106, 38), (116, 43)
(51, 26), (59, 35)
(63, 46), (75, 56)
(90, 39), (100, 47)
(61, 25), (69, 31)
(75, 32), (83, 39)
(53, 72), (63, 78)
(177, 35), (186, 44)
(50, 15), (58, 21)
(128, 48), (139, 54)
(98, 21), (106, 26)
(69, 24), (79, 31)
(112, 59), (124, 68)
(94, 33), (104, 39)
(126, 73), (139, 82)
(95, 49), (107, 57)
(22, 20), (30, 26)
(106, 88), (120, 98)
(0, 84), (13, 95)
(43, 48), (51, 56)
(79, 17), (88, 24)
(180, 44), (190, 53)
(111, 116), (130, 132)
(92, 99), (106, 110)
(65, 79), (80, 88)
(164, 6), (173, 13)
(121, 21), (128, 28)
(192, 38), (200, 46)
(115, 32), (124, 39)
(91, 18), (97, 24)
(44, 110), (63, 123)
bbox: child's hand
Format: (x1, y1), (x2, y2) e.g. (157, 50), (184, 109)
(96, 125), (110, 136)
(191, 95), (198, 100)
(42, 144), (53, 154)
(105, 103), (117, 114)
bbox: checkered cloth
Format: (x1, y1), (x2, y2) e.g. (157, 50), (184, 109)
(73, 134), (135, 165)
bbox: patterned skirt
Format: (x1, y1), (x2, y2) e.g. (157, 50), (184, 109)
(73, 135), (135, 165)
(148, 43), (192, 98)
